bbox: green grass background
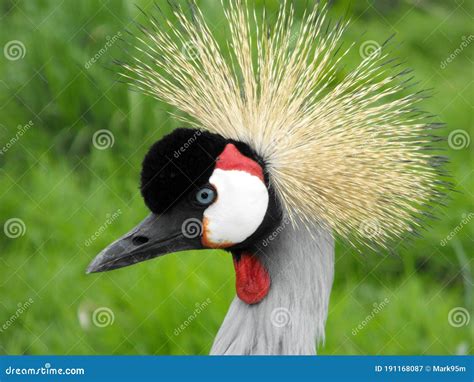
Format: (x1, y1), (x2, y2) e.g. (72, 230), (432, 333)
(0, 0), (472, 355)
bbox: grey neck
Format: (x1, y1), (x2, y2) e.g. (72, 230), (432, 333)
(210, 220), (335, 355)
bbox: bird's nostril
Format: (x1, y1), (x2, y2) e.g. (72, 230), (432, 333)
(132, 235), (149, 246)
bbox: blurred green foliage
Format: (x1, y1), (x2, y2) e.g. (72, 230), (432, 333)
(0, 0), (472, 355)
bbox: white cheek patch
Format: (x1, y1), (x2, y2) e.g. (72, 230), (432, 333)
(202, 169), (269, 248)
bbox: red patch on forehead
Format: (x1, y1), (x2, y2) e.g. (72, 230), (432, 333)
(216, 144), (264, 181)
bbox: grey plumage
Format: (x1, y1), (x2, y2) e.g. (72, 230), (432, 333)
(211, 218), (334, 355)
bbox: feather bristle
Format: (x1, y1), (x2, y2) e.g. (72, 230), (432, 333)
(119, 0), (447, 249)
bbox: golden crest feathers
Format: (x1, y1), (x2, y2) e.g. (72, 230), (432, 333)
(120, 0), (447, 249)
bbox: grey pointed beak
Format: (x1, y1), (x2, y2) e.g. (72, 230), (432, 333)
(86, 213), (200, 274)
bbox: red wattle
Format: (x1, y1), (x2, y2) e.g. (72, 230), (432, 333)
(233, 252), (270, 305)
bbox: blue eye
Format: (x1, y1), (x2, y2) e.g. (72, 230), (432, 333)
(196, 186), (216, 205)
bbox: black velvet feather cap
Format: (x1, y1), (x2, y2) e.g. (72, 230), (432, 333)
(140, 128), (266, 215)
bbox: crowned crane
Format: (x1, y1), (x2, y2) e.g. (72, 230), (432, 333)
(87, 1), (446, 355)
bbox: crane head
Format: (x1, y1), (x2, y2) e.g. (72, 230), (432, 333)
(87, 128), (283, 304)
(87, 0), (448, 306)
